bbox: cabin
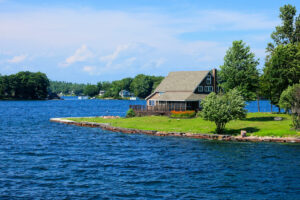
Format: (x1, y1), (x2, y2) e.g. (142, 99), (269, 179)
(119, 90), (132, 98)
(130, 69), (218, 115)
(99, 90), (105, 96)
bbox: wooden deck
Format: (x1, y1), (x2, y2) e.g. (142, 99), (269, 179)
(129, 104), (187, 116)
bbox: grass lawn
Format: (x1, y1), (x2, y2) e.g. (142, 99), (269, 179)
(67, 113), (300, 137)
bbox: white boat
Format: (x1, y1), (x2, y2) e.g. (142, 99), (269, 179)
(78, 96), (89, 100)
(130, 97), (139, 100)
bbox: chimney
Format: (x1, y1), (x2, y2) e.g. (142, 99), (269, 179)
(212, 68), (217, 93)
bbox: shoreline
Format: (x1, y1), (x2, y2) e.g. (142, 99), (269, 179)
(50, 117), (300, 143)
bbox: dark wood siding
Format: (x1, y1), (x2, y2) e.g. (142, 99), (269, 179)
(194, 72), (218, 94)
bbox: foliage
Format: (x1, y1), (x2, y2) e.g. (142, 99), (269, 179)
(151, 76), (164, 92)
(219, 40), (260, 101)
(126, 108), (136, 118)
(261, 5), (300, 110)
(49, 81), (86, 95)
(83, 84), (99, 97)
(0, 71), (49, 100)
(200, 89), (247, 134)
(68, 113), (300, 137)
(50, 74), (163, 99)
(267, 4), (300, 52)
(130, 74), (153, 98)
(279, 83), (300, 129)
(263, 43), (300, 106)
(98, 75), (163, 99)
(170, 110), (196, 118)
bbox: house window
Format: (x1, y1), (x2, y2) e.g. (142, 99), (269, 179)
(198, 85), (203, 92)
(149, 100), (155, 106)
(204, 86), (209, 92)
(206, 75), (211, 85)
(159, 92), (165, 96)
(208, 86), (213, 92)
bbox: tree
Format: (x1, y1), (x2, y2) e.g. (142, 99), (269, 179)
(201, 89), (247, 134)
(83, 84), (99, 97)
(130, 74), (153, 98)
(263, 43), (300, 107)
(267, 4), (300, 53)
(219, 40), (260, 101)
(279, 83), (300, 129)
(150, 76), (164, 92)
(0, 71), (49, 100)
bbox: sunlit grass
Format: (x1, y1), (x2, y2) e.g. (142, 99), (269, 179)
(67, 113), (300, 137)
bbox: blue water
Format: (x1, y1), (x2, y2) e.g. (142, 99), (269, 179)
(0, 99), (299, 199)
(246, 100), (283, 113)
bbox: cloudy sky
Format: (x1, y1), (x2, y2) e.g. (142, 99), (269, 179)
(0, 0), (299, 83)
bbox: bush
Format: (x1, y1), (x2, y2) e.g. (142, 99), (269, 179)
(170, 110), (196, 118)
(201, 89), (247, 134)
(279, 83), (300, 129)
(126, 108), (136, 118)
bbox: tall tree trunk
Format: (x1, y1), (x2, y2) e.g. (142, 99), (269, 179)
(257, 96), (260, 112)
(271, 103), (273, 113)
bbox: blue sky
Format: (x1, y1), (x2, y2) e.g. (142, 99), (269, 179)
(0, 0), (299, 83)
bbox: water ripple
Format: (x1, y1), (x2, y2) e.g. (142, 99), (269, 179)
(0, 100), (299, 199)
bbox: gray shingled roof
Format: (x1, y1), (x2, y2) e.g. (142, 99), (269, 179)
(146, 70), (210, 101)
(154, 71), (209, 92)
(150, 92), (207, 101)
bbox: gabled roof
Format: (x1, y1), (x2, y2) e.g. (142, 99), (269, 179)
(154, 71), (209, 92)
(146, 70), (210, 100)
(150, 92), (207, 101)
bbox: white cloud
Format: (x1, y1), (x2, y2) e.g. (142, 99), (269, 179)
(100, 44), (130, 66)
(7, 54), (27, 63)
(0, 7), (276, 80)
(61, 45), (93, 67)
(82, 65), (98, 75)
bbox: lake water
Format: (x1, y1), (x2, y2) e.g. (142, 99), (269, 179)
(0, 99), (299, 199)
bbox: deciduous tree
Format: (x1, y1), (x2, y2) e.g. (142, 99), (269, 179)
(219, 40), (260, 101)
(201, 89), (247, 134)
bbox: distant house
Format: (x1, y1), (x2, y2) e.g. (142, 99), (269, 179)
(119, 90), (132, 98)
(143, 69), (218, 111)
(99, 90), (105, 96)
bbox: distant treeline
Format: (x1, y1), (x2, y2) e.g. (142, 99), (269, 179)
(49, 81), (86, 96)
(0, 71), (49, 100)
(50, 74), (164, 99)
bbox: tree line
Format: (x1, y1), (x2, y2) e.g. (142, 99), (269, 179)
(0, 71), (50, 100)
(49, 74), (164, 99)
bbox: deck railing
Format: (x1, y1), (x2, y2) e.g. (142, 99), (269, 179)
(129, 104), (187, 113)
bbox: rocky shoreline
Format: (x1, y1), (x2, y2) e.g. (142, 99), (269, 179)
(50, 117), (300, 143)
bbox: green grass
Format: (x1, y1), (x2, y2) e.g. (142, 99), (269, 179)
(67, 113), (300, 137)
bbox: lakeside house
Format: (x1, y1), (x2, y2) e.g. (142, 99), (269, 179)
(99, 90), (105, 96)
(119, 90), (132, 98)
(130, 69), (218, 114)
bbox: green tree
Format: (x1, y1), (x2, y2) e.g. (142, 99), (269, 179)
(200, 89), (247, 134)
(219, 40), (260, 101)
(279, 83), (300, 129)
(120, 78), (133, 91)
(263, 43), (300, 107)
(0, 71), (49, 100)
(150, 76), (164, 92)
(83, 84), (99, 97)
(130, 74), (153, 98)
(267, 4), (300, 53)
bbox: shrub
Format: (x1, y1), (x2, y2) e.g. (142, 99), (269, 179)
(126, 108), (136, 118)
(170, 110), (196, 118)
(279, 84), (300, 129)
(201, 89), (247, 134)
